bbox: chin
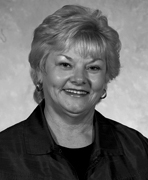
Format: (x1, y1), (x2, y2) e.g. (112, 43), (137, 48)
(64, 105), (91, 115)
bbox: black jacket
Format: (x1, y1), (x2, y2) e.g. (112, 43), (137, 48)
(0, 101), (148, 180)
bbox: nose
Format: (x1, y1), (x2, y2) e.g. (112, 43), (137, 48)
(70, 67), (87, 85)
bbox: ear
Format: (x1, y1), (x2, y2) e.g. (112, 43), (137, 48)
(36, 71), (43, 83)
(104, 83), (107, 91)
(105, 74), (110, 84)
(103, 76), (108, 91)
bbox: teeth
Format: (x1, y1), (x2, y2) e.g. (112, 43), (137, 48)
(65, 89), (88, 94)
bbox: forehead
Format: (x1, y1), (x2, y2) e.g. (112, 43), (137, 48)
(64, 33), (106, 61)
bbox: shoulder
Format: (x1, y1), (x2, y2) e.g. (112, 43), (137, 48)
(95, 110), (148, 176)
(108, 117), (148, 148)
(0, 120), (27, 177)
(0, 120), (26, 153)
(0, 103), (40, 149)
(95, 110), (148, 151)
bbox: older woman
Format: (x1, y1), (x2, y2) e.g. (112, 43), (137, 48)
(0, 4), (148, 180)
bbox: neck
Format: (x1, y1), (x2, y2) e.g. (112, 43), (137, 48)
(44, 104), (95, 148)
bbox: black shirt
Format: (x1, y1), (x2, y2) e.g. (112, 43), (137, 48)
(59, 143), (93, 180)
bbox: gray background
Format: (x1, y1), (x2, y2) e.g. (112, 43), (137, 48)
(0, 0), (148, 137)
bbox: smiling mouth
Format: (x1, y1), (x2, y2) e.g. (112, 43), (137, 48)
(64, 89), (89, 96)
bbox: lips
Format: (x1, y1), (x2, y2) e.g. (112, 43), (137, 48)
(64, 89), (89, 96)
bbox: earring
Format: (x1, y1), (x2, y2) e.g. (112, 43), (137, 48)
(100, 89), (107, 99)
(36, 82), (43, 92)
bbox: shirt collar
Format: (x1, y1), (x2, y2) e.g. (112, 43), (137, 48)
(24, 101), (124, 156)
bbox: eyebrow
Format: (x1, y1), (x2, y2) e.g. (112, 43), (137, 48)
(61, 55), (103, 63)
(62, 55), (73, 61)
(88, 58), (104, 63)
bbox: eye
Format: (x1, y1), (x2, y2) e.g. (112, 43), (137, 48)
(59, 62), (72, 69)
(87, 66), (101, 73)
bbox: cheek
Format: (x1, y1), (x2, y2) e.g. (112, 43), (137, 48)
(43, 70), (68, 89)
(90, 75), (106, 92)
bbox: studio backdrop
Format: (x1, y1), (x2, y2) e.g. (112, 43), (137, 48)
(0, 0), (148, 137)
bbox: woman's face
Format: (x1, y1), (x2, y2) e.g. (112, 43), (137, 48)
(42, 47), (107, 116)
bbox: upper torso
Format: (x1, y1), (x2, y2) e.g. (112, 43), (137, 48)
(0, 102), (148, 180)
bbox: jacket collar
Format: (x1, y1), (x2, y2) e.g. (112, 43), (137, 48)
(24, 101), (56, 155)
(93, 111), (124, 157)
(24, 101), (124, 156)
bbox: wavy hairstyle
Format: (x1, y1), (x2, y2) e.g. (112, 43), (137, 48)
(28, 4), (121, 104)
